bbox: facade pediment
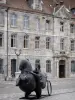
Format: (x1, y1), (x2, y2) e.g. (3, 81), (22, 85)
(54, 5), (71, 19)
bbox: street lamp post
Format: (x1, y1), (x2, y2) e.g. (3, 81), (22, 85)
(14, 49), (21, 72)
(5, 7), (9, 79)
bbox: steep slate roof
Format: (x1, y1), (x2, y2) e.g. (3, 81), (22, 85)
(58, 0), (75, 9)
(6, 0), (52, 14)
(0, 0), (75, 16)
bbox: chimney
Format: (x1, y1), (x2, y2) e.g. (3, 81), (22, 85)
(60, 1), (64, 6)
(56, 3), (59, 7)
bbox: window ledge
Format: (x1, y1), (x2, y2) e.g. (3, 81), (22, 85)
(10, 25), (17, 28)
(0, 24), (4, 27)
(23, 48), (29, 50)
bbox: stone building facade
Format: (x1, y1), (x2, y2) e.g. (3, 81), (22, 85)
(0, 0), (75, 79)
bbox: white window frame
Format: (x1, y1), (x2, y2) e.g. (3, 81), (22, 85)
(70, 24), (74, 33)
(24, 35), (29, 48)
(46, 60), (51, 73)
(71, 60), (75, 73)
(35, 36), (40, 49)
(0, 59), (3, 74)
(36, 17), (40, 31)
(0, 12), (4, 26)
(10, 13), (17, 27)
(60, 38), (64, 50)
(60, 22), (64, 32)
(71, 40), (75, 51)
(46, 37), (50, 49)
(35, 0), (40, 9)
(0, 33), (3, 47)
(24, 15), (29, 29)
(45, 20), (50, 31)
(11, 34), (17, 47)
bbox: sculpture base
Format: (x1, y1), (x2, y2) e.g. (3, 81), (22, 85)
(15, 71), (21, 79)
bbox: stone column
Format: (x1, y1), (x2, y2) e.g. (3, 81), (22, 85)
(55, 58), (59, 78)
(56, 59), (59, 78)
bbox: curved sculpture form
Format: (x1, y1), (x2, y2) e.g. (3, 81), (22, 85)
(16, 60), (43, 99)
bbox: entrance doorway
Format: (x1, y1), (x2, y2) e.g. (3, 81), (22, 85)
(11, 59), (16, 77)
(59, 60), (65, 78)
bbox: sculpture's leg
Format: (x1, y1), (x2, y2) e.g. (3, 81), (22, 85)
(25, 92), (31, 99)
(35, 86), (41, 99)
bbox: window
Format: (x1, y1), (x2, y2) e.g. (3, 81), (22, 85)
(35, 59), (40, 69)
(70, 24), (74, 33)
(46, 60), (51, 72)
(24, 15), (29, 29)
(11, 13), (17, 27)
(0, 59), (3, 74)
(71, 40), (75, 51)
(24, 35), (29, 48)
(35, 37), (40, 48)
(36, 17), (40, 31)
(46, 37), (50, 49)
(60, 38), (64, 50)
(45, 20), (50, 31)
(71, 61), (75, 73)
(35, 0), (40, 9)
(0, 33), (3, 47)
(0, 12), (4, 26)
(27, 0), (33, 8)
(60, 22), (64, 32)
(11, 34), (17, 47)
(0, 0), (6, 4)
(71, 8), (75, 15)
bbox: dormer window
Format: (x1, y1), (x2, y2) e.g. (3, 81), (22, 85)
(0, 0), (6, 4)
(60, 21), (64, 32)
(27, 0), (33, 8)
(35, 0), (43, 10)
(35, 0), (40, 9)
(45, 20), (50, 31)
(27, 0), (43, 10)
(70, 23), (74, 33)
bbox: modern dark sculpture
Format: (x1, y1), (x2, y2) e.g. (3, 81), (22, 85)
(16, 60), (47, 99)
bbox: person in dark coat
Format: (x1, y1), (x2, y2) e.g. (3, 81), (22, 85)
(33, 65), (42, 98)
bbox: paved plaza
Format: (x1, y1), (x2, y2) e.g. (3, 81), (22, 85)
(0, 78), (75, 100)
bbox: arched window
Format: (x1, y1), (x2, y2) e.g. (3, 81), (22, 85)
(11, 13), (17, 27)
(46, 60), (51, 72)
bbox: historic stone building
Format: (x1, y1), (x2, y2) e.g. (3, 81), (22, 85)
(0, 0), (75, 80)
